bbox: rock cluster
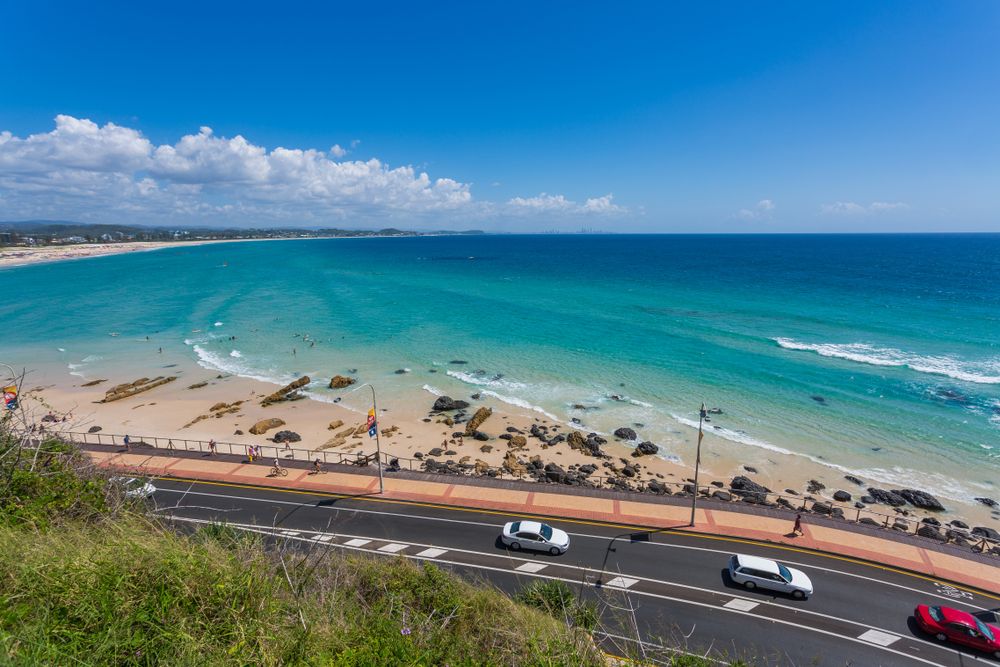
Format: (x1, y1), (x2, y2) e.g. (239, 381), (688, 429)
(464, 407), (493, 436)
(100, 376), (177, 403)
(249, 418), (285, 435)
(273, 430), (301, 444)
(261, 377), (310, 406)
(432, 396), (470, 412)
(329, 375), (355, 389)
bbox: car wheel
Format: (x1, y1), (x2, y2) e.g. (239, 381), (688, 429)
(744, 581), (756, 591)
(549, 547), (560, 556)
(993, 650), (1000, 660)
(509, 542), (521, 551)
(934, 632), (947, 642)
(792, 590), (805, 600)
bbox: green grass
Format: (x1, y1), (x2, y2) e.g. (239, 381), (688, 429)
(0, 519), (601, 666)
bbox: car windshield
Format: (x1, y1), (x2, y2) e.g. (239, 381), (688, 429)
(777, 563), (792, 581)
(975, 618), (995, 642)
(509, 521), (521, 533)
(929, 606), (944, 622)
(539, 525), (553, 540)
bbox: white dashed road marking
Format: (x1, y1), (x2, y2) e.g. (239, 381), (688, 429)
(515, 562), (549, 573)
(724, 598), (760, 612)
(378, 542), (408, 553)
(858, 629), (901, 647)
(279, 530), (300, 536)
(415, 547), (447, 558)
(311, 534), (333, 541)
(605, 576), (639, 589)
(344, 538), (371, 547)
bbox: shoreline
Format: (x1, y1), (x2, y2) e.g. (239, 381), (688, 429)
(20, 357), (1000, 532)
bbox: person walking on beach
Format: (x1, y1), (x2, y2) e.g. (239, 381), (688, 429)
(247, 445), (254, 462)
(167, 439), (175, 451)
(123, 434), (131, 451)
(792, 513), (804, 536)
(208, 439), (217, 456)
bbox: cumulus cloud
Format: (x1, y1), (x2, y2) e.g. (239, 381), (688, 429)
(506, 192), (626, 216)
(821, 201), (909, 216)
(736, 199), (774, 220)
(0, 116), (628, 227)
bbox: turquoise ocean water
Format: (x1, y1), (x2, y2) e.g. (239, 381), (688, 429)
(2, 234), (998, 507)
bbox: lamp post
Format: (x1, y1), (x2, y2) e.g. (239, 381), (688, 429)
(689, 402), (706, 527)
(352, 383), (384, 494)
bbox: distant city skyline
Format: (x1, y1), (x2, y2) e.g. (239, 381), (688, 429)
(1, 2), (998, 232)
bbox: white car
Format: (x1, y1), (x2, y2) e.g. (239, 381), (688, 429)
(728, 554), (813, 599)
(501, 520), (570, 555)
(109, 476), (157, 499)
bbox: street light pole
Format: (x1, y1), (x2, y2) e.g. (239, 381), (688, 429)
(353, 383), (384, 494)
(689, 402), (706, 527)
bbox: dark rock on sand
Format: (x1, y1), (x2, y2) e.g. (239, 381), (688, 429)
(730, 476), (769, 501)
(866, 488), (907, 507)
(975, 497), (998, 508)
(917, 524), (946, 541)
(449, 360), (468, 364)
(949, 519), (969, 529)
(844, 475), (864, 486)
(428, 448), (444, 457)
(472, 431), (490, 442)
(859, 495), (876, 504)
(972, 526), (1000, 540)
(633, 441), (659, 457)
(810, 395), (827, 404)
(743, 465), (758, 474)
(806, 479), (826, 493)
(898, 489), (945, 511)
(272, 430), (301, 443)
(87, 425), (102, 433)
(329, 375), (355, 389)
(859, 517), (880, 527)
(578, 464), (598, 475)
(713, 490), (733, 502)
(833, 490), (852, 502)
(432, 396), (470, 411)
(614, 427), (637, 440)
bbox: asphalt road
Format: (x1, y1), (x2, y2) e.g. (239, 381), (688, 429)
(149, 477), (1000, 666)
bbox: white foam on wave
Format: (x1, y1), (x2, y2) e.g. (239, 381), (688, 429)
(421, 384), (444, 396)
(214, 321), (224, 327)
(57, 347), (65, 352)
(670, 412), (994, 502)
(479, 390), (562, 422)
(774, 338), (1000, 384)
(82, 355), (102, 363)
(446, 369), (527, 390)
(191, 344), (291, 387)
(230, 350), (242, 358)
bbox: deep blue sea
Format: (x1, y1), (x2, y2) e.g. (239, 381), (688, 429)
(3, 234), (998, 506)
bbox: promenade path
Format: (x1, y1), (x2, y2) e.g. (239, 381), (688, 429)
(85, 444), (1000, 596)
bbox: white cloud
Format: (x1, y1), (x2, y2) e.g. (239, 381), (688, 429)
(821, 201), (909, 216)
(506, 192), (626, 216)
(736, 199), (774, 220)
(0, 116), (627, 227)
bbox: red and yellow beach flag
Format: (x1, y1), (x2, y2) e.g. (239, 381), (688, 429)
(367, 407), (377, 438)
(3, 385), (17, 411)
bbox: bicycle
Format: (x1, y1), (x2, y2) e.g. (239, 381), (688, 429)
(270, 465), (288, 477)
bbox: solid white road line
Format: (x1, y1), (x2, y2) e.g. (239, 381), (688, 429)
(163, 515), (968, 667)
(156, 485), (993, 608)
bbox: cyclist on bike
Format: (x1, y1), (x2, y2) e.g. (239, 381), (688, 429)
(273, 458), (283, 474)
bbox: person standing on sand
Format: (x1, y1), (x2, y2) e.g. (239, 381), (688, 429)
(167, 439), (175, 451)
(792, 513), (804, 536)
(123, 434), (131, 451)
(208, 439), (217, 455)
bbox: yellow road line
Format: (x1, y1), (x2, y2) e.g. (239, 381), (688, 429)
(159, 474), (1000, 600)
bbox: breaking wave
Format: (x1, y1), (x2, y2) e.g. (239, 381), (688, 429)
(478, 390), (562, 422)
(774, 338), (1000, 384)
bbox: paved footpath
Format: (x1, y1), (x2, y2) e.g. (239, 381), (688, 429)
(88, 445), (1000, 595)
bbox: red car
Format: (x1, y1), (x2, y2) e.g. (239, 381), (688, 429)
(914, 604), (1000, 658)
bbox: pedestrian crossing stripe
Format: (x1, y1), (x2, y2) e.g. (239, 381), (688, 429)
(604, 576), (639, 589)
(378, 543), (408, 553)
(514, 562), (548, 573)
(344, 538), (370, 547)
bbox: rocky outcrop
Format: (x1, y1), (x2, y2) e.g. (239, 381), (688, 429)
(187, 381), (209, 389)
(272, 430), (301, 444)
(633, 441), (658, 457)
(898, 489), (945, 511)
(844, 475), (864, 486)
(261, 376), (310, 406)
(833, 490), (852, 502)
(81, 379), (107, 387)
(975, 497), (998, 508)
(866, 488), (907, 507)
(249, 418), (286, 435)
(432, 396), (470, 412)
(730, 476), (769, 502)
(508, 435), (527, 449)
(566, 431), (606, 457)
(502, 451), (527, 476)
(972, 526), (1000, 540)
(464, 407), (493, 435)
(806, 479), (826, 493)
(100, 376), (177, 403)
(329, 375), (355, 389)
(614, 427), (637, 440)
(327, 419), (344, 431)
(87, 425), (102, 433)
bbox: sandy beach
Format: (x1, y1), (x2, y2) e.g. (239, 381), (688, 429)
(0, 240), (259, 268)
(18, 358), (998, 530)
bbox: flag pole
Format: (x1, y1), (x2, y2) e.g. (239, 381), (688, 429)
(690, 402), (706, 527)
(370, 383), (384, 494)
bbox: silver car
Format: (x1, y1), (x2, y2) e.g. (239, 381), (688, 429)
(501, 520), (570, 555)
(728, 554), (814, 599)
(109, 476), (157, 499)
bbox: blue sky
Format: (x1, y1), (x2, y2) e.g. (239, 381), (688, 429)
(1, 1), (998, 231)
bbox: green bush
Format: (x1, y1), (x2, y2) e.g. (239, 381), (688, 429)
(515, 579), (598, 631)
